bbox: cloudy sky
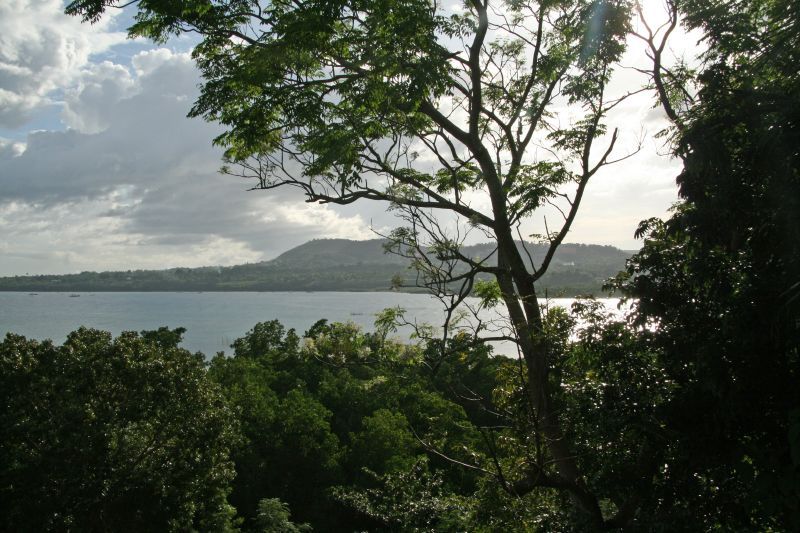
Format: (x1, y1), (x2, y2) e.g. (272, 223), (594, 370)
(0, 0), (690, 276)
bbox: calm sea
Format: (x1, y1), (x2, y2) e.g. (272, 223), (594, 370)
(0, 292), (622, 357)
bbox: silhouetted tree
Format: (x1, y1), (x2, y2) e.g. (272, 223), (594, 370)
(614, 0), (800, 528)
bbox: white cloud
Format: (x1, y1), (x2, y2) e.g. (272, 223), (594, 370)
(132, 48), (182, 77)
(274, 204), (374, 239)
(0, 0), (126, 127)
(0, 1), (701, 275)
(0, 137), (26, 158)
(0, 198), (264, 274)
(0, 48), (379, 275)
(62, 61), (136, 133)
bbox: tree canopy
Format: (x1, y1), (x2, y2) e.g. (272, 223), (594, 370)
(66, 0), (637, 524)
(57, 0), (800, 529)
(0, 327), (239, 532)
(613, 0), (800, 528)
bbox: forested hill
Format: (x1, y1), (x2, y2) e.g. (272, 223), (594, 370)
(0, 239), (632, 295)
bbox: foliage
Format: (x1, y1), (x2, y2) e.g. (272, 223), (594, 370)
(348, 409), (418, 475)
(332, 459), (475, 532)
(64, 0), (640, 520)
(254, 498), (312, 533)
(555, 302), (673, 530)
(207, 319), (489, 530)
(3, 311), (671, 531)
(57, 0), (800, 529)
(0, 327), (239, 532)
(611, 0), (800, 528)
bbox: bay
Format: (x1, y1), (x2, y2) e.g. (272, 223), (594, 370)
(0, 292), (622, 356)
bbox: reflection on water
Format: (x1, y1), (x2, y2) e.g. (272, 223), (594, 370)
(0, 292), (624, 357)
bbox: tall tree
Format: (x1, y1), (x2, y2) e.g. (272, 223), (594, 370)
(68, 0), (636, 525)
(616, 0), (800, 528)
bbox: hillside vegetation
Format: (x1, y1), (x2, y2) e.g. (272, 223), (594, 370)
(0, 239), (631, 295)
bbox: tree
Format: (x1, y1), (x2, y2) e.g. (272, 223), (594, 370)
(208, 321), (344, 529)
(68, 0), (638, 525)
(208, 319), (487, 530)
(0, 327), (239, 532)
(612, 0), (800, 528)
(254, 498), (312, 532)
(332, 458), (476, 532)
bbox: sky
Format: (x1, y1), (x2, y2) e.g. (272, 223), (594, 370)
(0, 0), (693, 276)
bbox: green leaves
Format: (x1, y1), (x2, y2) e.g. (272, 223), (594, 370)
(548, 116), (606, 158)
(434, 164), (482, 193)
(204, 318), (491, 529)
(577, 0), (630, 67)
(374, 305), (405, 336)
(473, 279), (502, 308)
(189, 0), (451, 172)
(66, 0), (629, 209)
(348, 409), (418, 475)
(333, 458), (475, 531)
(0, 328), (239, 532)
(58, 0), (678, 526)
(507, 161), (575, 216)
(255, 498), (313, 532)
(612, 0), (800, 527)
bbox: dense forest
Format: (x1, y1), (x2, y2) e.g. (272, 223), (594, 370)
(1, 0), (797, 530)
(0, 240), (631, 296)
(0, 309), (735, 531)
(2, 315), (653, 531)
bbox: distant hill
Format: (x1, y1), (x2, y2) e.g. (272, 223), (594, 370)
(0, 239), (633, 295)
(271, 238), (404, 267)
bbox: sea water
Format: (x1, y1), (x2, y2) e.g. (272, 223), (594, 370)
(0, 292), (623, 357)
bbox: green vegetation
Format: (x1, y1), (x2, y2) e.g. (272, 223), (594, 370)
(0, 311), (673, 531)
(65, 0), (645, 519)
(0, 327), (239, 531)
(0, 0), (791, 530)
(609, 0), (800, 527)
(0, 240), (631, 296)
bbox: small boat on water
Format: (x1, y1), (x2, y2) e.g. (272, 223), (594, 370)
(69, 294), (80, 298)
